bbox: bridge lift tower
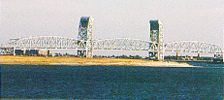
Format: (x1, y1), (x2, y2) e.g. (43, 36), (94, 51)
(149, 20), (164, 60)
(77, 16), (94, 58)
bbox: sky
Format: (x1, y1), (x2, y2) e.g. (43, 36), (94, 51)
(0, 0), (224, 47)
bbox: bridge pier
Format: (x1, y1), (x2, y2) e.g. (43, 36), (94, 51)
(148, 52), (157, 60)
(23, 49), (26, 55)
(77, 50), (86, 57)
(176, 52), (179, 60)
(13, 47), (16, 56)
(197, 53), (200, 60)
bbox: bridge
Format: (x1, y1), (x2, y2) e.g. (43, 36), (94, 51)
(0, 16), (223, 61)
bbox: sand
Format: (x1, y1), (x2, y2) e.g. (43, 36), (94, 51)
(0, 56), (195, 67)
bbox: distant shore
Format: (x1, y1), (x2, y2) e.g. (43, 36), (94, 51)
(0, 56), (195, 67)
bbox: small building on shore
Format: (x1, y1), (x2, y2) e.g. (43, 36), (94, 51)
(0, 47), (14, 55)
(38, 50), (50, 56)
(213, 53), (223, 63)
(13, 49), (50, 56)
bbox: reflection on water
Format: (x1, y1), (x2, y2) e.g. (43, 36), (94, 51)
(187, 61), (224, 68)
(1, 64), (223, 99)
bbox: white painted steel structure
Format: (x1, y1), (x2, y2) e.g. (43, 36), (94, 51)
(3, 36), (222, 56)
(149, 20), (164, 60)
(93, 38), (157, 52)
(164, 41), (222, 54)
(77, 16), (94, 58)
(0, 16), (222, 59)
(7, 36), (85, 50)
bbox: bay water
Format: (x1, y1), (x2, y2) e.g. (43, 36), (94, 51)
(0, 63), (223, 99)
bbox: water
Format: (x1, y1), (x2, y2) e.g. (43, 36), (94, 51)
(0, 64), (224, 99)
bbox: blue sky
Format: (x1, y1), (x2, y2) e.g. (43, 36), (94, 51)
(0, 0), (223, 47)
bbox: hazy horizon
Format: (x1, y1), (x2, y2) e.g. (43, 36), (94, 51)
(0, 0), (223, 47)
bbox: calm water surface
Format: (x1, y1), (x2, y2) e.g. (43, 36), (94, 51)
(0, 63), (224, 99)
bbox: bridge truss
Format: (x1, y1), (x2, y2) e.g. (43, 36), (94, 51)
(93, 38), (157, 52)
(165, 41), (222, 54)
(6, 36), (85, 50)
(2, 36), (222, 56)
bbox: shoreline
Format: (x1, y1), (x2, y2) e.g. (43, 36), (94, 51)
(0, 56), (196, 67)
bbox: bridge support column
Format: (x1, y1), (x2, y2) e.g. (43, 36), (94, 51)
(148, 52), (157, 60)
(77, 50), (86, 57)
(176, 52), (179, 60)
(13, 47), (16, 56)
(197, 53), (200, 60)
(77, 16), (94, 58)
(23, 49), (26, 55)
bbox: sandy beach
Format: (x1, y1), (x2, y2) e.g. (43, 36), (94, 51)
(0, 56), (194, 67)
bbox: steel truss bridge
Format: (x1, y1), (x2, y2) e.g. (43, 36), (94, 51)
(0, 16), (223, 60)
(3, 36), (222, 55)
